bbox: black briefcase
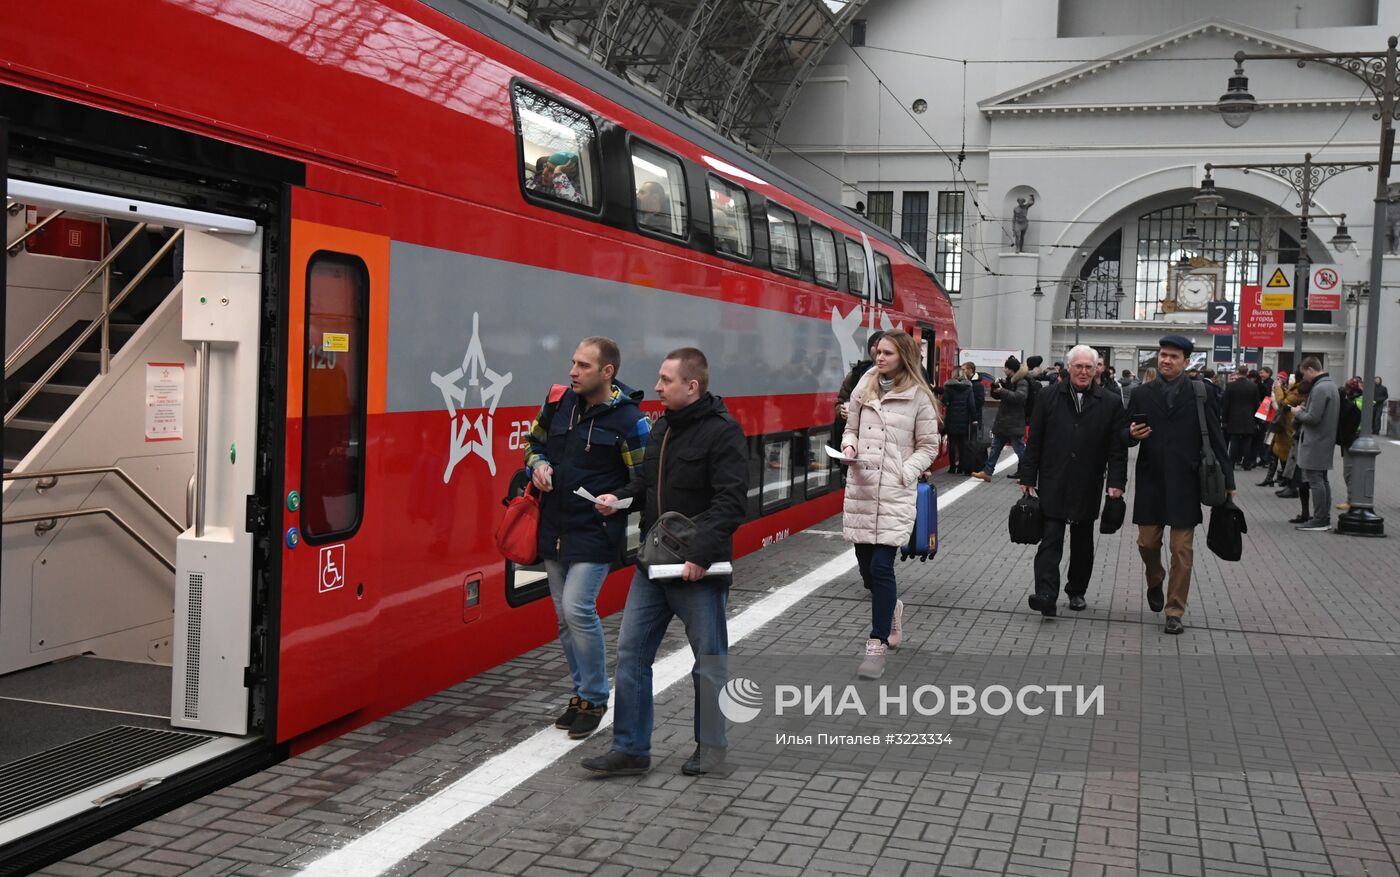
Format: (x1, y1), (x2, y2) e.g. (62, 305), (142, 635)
(1099, 495), (1126, 534)
(1206, 499), (1248, 562)
(1008, 495), (1042, 545)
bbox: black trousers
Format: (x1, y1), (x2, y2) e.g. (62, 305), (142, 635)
(1034, 517), (1095, 601)
(1228, 433), (1254, 468)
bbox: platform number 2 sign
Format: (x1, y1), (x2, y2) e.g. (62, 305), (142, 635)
(1207, 300), (1234, 336)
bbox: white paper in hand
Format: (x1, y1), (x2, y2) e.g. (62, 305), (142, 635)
(573, 486), (633, 509)
(824, 445), (859, 464)
(648, 562), (734, 580)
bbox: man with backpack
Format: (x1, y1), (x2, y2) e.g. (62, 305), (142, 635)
(524, 337), (650, 740)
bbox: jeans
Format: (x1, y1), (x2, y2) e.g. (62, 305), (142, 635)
(1342, 448), (1355, 494)
(545, 560), (610, 706)
(854, 543), (898, 641)
(983, 434), (1026, 476)
(1033, 518), (1095, 602)
(611, 566), (728, 757)
(1302, 468), (1331, 522)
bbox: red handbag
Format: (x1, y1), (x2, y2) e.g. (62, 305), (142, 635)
(495, 483), (541, 565)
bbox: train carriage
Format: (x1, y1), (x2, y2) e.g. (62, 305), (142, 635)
(0, 0), (956, 869)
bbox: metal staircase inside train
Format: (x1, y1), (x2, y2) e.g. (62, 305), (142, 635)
(4, 205), (183, 472)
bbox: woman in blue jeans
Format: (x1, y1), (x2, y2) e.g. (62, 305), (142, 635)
(840, 331), (941, 679)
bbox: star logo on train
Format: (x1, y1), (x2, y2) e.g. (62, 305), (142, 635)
(430, 312), (513, 482)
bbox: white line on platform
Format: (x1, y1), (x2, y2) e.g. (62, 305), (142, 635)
(298, 454), (1018, 877)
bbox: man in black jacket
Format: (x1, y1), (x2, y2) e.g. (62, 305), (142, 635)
(1020, 345), (1128, 616)
(1222, 365), (1261, 470)
(1126, 336), (1235, 635)
(583, 348), (748, 778)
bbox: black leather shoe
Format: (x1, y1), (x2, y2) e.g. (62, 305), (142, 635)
(555, 696), (582, 729)
(1164, 617), (1184, 635)
(1068, 595), (1087, 611)
(681, 744), (728, 776)
(1257, 478), (1275, 487)
(567, 701), (607, 739)
(1027, 594), (1057, 617)
(1146, 585), (1164, 613)
(581, 751), (651, 776)
(1007, 471), (1022, 480)
(1276, 487), (1299, 498)
(1289, 513), (1310, 524)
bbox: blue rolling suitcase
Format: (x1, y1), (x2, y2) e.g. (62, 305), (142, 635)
(900, 479), (938, 562)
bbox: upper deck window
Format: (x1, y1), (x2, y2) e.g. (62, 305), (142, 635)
(845, 238), (867, 297)
(630, 141), (689, 239)
(513, 83), (601, 210)
(708, 176), (752, 259)
(767, 204), (800, 275)
(811, 224), (839, 288)
(875, 252), (894, 304)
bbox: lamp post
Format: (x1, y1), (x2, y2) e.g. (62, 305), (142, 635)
(1216, 38), (1399, 536)
(1347, 282), (1370, 376)
(1198, 157), (1369, 371)
(1067, 279), (1084, 344)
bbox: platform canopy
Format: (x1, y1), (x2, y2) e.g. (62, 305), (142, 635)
(486, 0), (868, 155)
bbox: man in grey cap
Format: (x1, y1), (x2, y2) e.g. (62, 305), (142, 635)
(1124, 335), (1235, 634)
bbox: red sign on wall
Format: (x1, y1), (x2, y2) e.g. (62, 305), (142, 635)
(1239, 284), (1284, 347)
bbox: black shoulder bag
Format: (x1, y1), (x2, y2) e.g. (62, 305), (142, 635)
(1193, 380), (1229, 508)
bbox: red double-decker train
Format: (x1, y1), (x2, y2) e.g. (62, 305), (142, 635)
(0, 0), (955, 867)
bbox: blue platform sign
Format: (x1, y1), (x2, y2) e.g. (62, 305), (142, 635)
(1212, 334), (1233, 364)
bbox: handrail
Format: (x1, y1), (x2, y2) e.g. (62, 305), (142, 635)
(3, 231), (182, 426)
(3, 508), (175, 574)
(194, 341), (210, 538)
(3, 466), (183, 533)
(4, 222), (146, 377)
(7, 208), (65, 255)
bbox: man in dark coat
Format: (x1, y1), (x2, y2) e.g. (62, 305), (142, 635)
(940, 373), (978, 474)
(1020, 345), (1128, 616)
(1222, 365), (1261, 470)
(961, 360), (986, 435)
(585, 347), (748, 778)
(1375, 375), (1390, 434)
(1125, 335), (1236, 635)
(972, 356), (1028, 481)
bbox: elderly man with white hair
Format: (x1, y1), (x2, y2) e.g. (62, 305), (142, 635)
(1018, 344), (1129, 616)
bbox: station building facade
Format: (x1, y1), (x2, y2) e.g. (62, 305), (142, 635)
(773, 0), (1400, 383)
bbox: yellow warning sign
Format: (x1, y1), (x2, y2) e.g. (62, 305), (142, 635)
(322, 332), (349, 353)
(1261, 292), (1294, 310)
(1266, 268), (1291, 288)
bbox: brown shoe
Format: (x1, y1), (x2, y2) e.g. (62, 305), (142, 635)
(971, 471), (992, 482)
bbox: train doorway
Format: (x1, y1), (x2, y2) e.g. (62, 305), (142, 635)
(1, 106), (291, 869)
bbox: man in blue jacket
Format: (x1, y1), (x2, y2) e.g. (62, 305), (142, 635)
(525, 337), (650, 740)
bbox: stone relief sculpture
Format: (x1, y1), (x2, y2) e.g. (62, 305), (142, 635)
(1386, 186), (1400, 255)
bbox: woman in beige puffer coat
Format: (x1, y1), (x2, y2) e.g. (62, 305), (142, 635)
(840, 331), (940, 679)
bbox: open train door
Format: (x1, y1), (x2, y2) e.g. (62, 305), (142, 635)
(275, 215), (388, 743)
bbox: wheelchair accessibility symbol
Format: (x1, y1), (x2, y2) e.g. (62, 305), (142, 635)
(318, 544), (346, 593)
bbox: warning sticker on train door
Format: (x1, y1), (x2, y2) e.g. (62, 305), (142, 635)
(322, 332), (349, 353)
(319, 543), (346, 593)
(145, 362), (185, 442)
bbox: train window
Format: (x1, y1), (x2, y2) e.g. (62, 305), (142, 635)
(761, 435), (794, 511)
(301, 252), (368, 541)
(513, 83), (601, 210)
(875, 252), (895, 304)
(806, 429), (832, 492)
(708, 175), (752, 259)
(845, 238), (867, 297)
(767, 204), (800, 275)
(630, 141), (688, 239)
(811, 224), (839, 288)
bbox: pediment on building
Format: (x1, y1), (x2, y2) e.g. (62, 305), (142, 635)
(980, 19), (1370, 117)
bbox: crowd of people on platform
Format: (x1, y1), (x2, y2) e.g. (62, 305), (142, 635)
(510, 330), (1389, 779)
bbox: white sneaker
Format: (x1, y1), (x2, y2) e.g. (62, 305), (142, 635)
(888, 599), (905, 649)
(858, 639), (887, 679)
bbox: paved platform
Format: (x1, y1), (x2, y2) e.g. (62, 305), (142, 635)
(39, 442), (1400, 877)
